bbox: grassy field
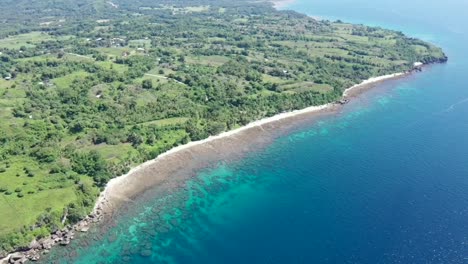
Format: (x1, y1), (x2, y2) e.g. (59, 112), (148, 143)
(281, 82), (333, 94)
(0, 188), (77, 235)
(0, 79), (10, 88)
(95, 61), (128, 73)
(262, 74), (288, 84)
(0, 156), (83, 236)
(146, 67), (176, 76)
(94, 47), (131, 58)
(0, 24), (443, 243)
(82, 143), (137, 163)
(186, 55), (230, 66)
(128, 39), (151, 49)
(135, 74), (169, 85)
(0, 32), (53, 49)
(0, 32), (72, 49)
(53, 71), (90, 88)
(0, 0), (447, 253)
(139, 117), (189, 127)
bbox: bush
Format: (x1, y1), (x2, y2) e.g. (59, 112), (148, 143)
(0, 167), (6, 173)
(32, 147), (59, 163)
(67, 203), (86, 222)
(17, 193), (24, 198)
(142, 79), (153, 89)
(49, 165), (62, 174)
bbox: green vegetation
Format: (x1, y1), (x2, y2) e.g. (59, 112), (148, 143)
(0, 0), (446, 255)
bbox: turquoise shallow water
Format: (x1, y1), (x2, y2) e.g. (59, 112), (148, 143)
(42, 1), (468, 263)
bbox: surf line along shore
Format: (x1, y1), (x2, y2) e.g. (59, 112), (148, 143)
(0, 65), (420, 264)
(93, 70), (411, 215)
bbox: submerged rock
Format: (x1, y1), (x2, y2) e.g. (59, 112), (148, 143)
(139, 249), (152, 257)
(59, 239), (70, 246)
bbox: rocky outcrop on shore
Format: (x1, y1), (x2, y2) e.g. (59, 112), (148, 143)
(0, 202), (108, 264)
(0, 59), (449, 264)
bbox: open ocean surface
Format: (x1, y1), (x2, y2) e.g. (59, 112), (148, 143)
(42, 0), (468, 263)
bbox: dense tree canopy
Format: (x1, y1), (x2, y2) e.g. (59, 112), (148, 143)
(0, 0), (446, 255)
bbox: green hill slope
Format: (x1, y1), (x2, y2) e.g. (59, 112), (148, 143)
(0, 0), (447, 255)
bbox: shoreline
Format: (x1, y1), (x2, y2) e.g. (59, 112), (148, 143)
(0, 69), (418, 264)
(93, 69), (414, 215)
(93, 104), (332, 212)
(343, 72), (405, 98)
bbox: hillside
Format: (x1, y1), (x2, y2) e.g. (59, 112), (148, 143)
(0, 0), (447, 254)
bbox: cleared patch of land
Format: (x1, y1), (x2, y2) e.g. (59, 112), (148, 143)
(0, 0), (446, 255)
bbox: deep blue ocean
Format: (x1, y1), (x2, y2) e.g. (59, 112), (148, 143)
(43, 0), (468, 263)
